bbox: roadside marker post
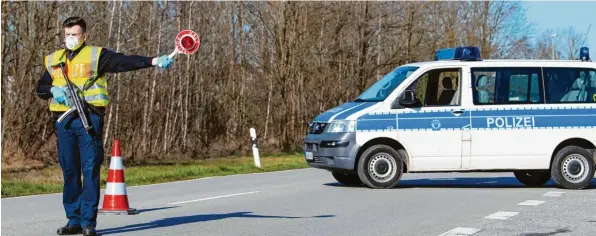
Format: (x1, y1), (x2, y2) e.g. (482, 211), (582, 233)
(250, 128), (261, 168)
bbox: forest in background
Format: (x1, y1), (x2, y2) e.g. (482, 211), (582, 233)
(1, 1), (592, 169)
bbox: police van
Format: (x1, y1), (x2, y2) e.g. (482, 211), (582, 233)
(303, 46), (596, 190)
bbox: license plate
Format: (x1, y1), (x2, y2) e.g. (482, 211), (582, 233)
(305, 152), (313, 160)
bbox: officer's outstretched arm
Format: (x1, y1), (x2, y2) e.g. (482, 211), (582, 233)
(97, 48), (172, 74)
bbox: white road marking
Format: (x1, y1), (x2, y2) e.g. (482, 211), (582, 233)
(518, 200), (545, 206)
(543, 191), (566, 197)
(438, 227), (481, 236)
(484, 211), (519, 220)
(168, 191), (260, 205)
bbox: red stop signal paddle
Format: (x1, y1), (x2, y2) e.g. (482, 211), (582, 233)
(168, 29), (200, 58)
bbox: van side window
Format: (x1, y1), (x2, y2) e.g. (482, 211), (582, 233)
(406, 68), (461, 107)
(471, 67), (543, 105)
(543, 67), (596, 103)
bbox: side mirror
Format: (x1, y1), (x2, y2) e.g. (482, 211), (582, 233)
(392, 90), (418, 109)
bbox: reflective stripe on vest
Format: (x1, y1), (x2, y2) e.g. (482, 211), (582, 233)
(45, 46), (109, 112)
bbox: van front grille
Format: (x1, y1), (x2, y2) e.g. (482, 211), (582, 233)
(313, 157), (327, 164)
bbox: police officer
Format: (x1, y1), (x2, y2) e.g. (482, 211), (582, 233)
(36, 16), (174, 236)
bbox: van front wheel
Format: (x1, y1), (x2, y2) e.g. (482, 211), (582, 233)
(513, 170), (551, 187)
(357, 144), (404, 189)
(550, 146), (595, 190)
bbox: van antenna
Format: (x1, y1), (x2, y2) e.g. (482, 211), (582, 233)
(581, 24), (591, 46)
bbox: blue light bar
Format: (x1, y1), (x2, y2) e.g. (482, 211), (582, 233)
(580, 47), (590, 62)
(435, 47), (482, 61)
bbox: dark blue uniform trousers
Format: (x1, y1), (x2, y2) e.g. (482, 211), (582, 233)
(55, 112), (104, 228)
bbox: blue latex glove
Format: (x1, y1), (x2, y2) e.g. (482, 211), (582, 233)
(156, 55), (174, 69)
(51, 86), (69, 106)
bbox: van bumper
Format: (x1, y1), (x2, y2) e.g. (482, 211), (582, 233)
(303, 132), (359, 173)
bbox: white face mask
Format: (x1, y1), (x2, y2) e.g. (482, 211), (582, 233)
(65, 35), (83, 51)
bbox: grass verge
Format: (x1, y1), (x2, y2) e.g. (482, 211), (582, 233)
(2, 153), (309, 198)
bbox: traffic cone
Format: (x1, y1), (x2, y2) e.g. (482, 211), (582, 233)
(99, 139), (138, 215)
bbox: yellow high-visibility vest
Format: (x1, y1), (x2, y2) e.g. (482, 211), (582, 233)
(44, 46), (109, 112)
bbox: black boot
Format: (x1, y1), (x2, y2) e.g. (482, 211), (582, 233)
(56, 225), (82, 235)
(82, 225), (97, 236)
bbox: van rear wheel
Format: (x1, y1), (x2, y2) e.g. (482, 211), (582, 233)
(513, 170), (551, 187)
(357, 144), (404, 189)
(331, 172), (362, 186)
(550, 146), (595, 190)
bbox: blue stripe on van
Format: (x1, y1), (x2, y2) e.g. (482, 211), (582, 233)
(357, 119), (396, 131)
(313, 102), (365, 122)
(470, 111), (596, 130)
(333, 102), (379, 120)
(399, 114), (470, 131)
(398, 110), (464, 119)
(354, 107), (596, 132)
(358, 112), (396, 120)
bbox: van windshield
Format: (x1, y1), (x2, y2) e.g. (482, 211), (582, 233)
(355, 66), (419, 102)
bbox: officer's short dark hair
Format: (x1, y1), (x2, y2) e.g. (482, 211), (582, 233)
(63, 17), (86, 32)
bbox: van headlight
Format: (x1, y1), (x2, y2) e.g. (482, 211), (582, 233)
(326, 120), (356, 133)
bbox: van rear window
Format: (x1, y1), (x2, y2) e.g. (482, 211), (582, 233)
(471, 67), (543, 105)
(543, 68), (596, 103)
(471, 67), (596, 105)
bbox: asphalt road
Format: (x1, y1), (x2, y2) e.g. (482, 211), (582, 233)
(2, 168), (596, 236)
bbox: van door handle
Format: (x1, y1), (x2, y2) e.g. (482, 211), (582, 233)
(451, 109), (465, 115)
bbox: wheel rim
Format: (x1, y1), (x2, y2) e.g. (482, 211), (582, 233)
(561, 154), (590, 184)
(368, 153), (397, 183)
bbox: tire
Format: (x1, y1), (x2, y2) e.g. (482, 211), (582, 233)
(331, 172), (362, 186)
(357, 144), (404, 189)
(513, 170), (551, 187)
(550, 146), (595, 190)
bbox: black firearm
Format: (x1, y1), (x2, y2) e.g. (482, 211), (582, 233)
(54, 62), (93, 134)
